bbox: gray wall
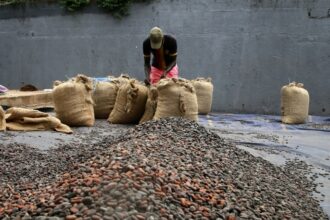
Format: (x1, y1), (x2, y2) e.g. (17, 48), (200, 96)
(0, 0), (329, 115)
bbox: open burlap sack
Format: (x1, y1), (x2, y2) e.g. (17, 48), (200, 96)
(281, 82), (309, 124)
(0, 106), (5, 131)
(53, 74), (95, 126)
(192, 77), (213, 115)
(5, 107), (48, 121)
(139, 86), (158, 124)
(92, 81), (119, 119)
(5, 107), (72, 134)
(108, 80), (148, 124)
(153, 78), (198, 121)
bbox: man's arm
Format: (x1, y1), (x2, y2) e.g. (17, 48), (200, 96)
(162, 36), (177, 78)
(165, 56), (177, 72)
(144, 58), (151, 85)
(143, 39), (151, 85)
(162, 53), (177, 78)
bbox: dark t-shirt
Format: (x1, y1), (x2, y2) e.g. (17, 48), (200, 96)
(143, 35), (177, 70)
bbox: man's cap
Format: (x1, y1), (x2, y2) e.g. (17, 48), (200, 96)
(149, 27), (163, 49)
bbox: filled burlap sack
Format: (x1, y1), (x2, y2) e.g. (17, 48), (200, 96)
(111, 74), (131, 86)
(5, 107), (72, 134)
(139, 86), (158, 124)
(0, 106), (5, 131)
(92, 81), (119, 119)
(53, 74), (95, 126)
(281, 82), (309, 124)
(108, 79), (148, 124)
(92, 75), (132, 119)
(153, 78), (198, 121)
(91, 74), (134, 119)
(192, 77), (213, 114)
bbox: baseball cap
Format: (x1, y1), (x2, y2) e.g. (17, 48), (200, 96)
(149, 27), (163, 49)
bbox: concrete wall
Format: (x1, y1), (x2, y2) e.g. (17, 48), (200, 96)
(0, 0), (329, 115)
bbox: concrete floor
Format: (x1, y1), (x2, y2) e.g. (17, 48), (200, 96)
(199, 113), (330, 217)
(1, 113), (329, 217)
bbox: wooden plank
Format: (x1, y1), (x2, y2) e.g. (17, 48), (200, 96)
(0, 90), (53, 109)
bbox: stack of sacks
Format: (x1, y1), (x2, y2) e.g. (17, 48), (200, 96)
(4, 107), (72, 133)
(139, 86), (158, 124)
(281, 82), (310, 124)
(153, 78), (198, 122)
(108, 79), (148, 124)
(53, 74), (95, 127)
(0, 106), (5, 131)
(191, 77), (213, 115)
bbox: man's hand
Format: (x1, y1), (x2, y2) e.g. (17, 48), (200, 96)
(160, 71), (167, 79)
(144, 78), (150, 86)
(144, 65), (151, 86)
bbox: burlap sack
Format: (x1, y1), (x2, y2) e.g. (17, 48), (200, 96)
(116, 74), (131, 84)
(153, 78), (198, 121)
(92, 81), (119, 119)
(53, 74), (95, 126)
(192, 78), (213, 114)
(5, 107), (48, 121)
(108, 80), (148, 124)
(108, 74), (131, 88)
(6, 116), (72, 134)
(92, 75), (132, 119)
(281, 82), (309, 124)
(0, 106), (5, 131)
(5, 107), (72, 134)
(139, 86), (158, 124)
